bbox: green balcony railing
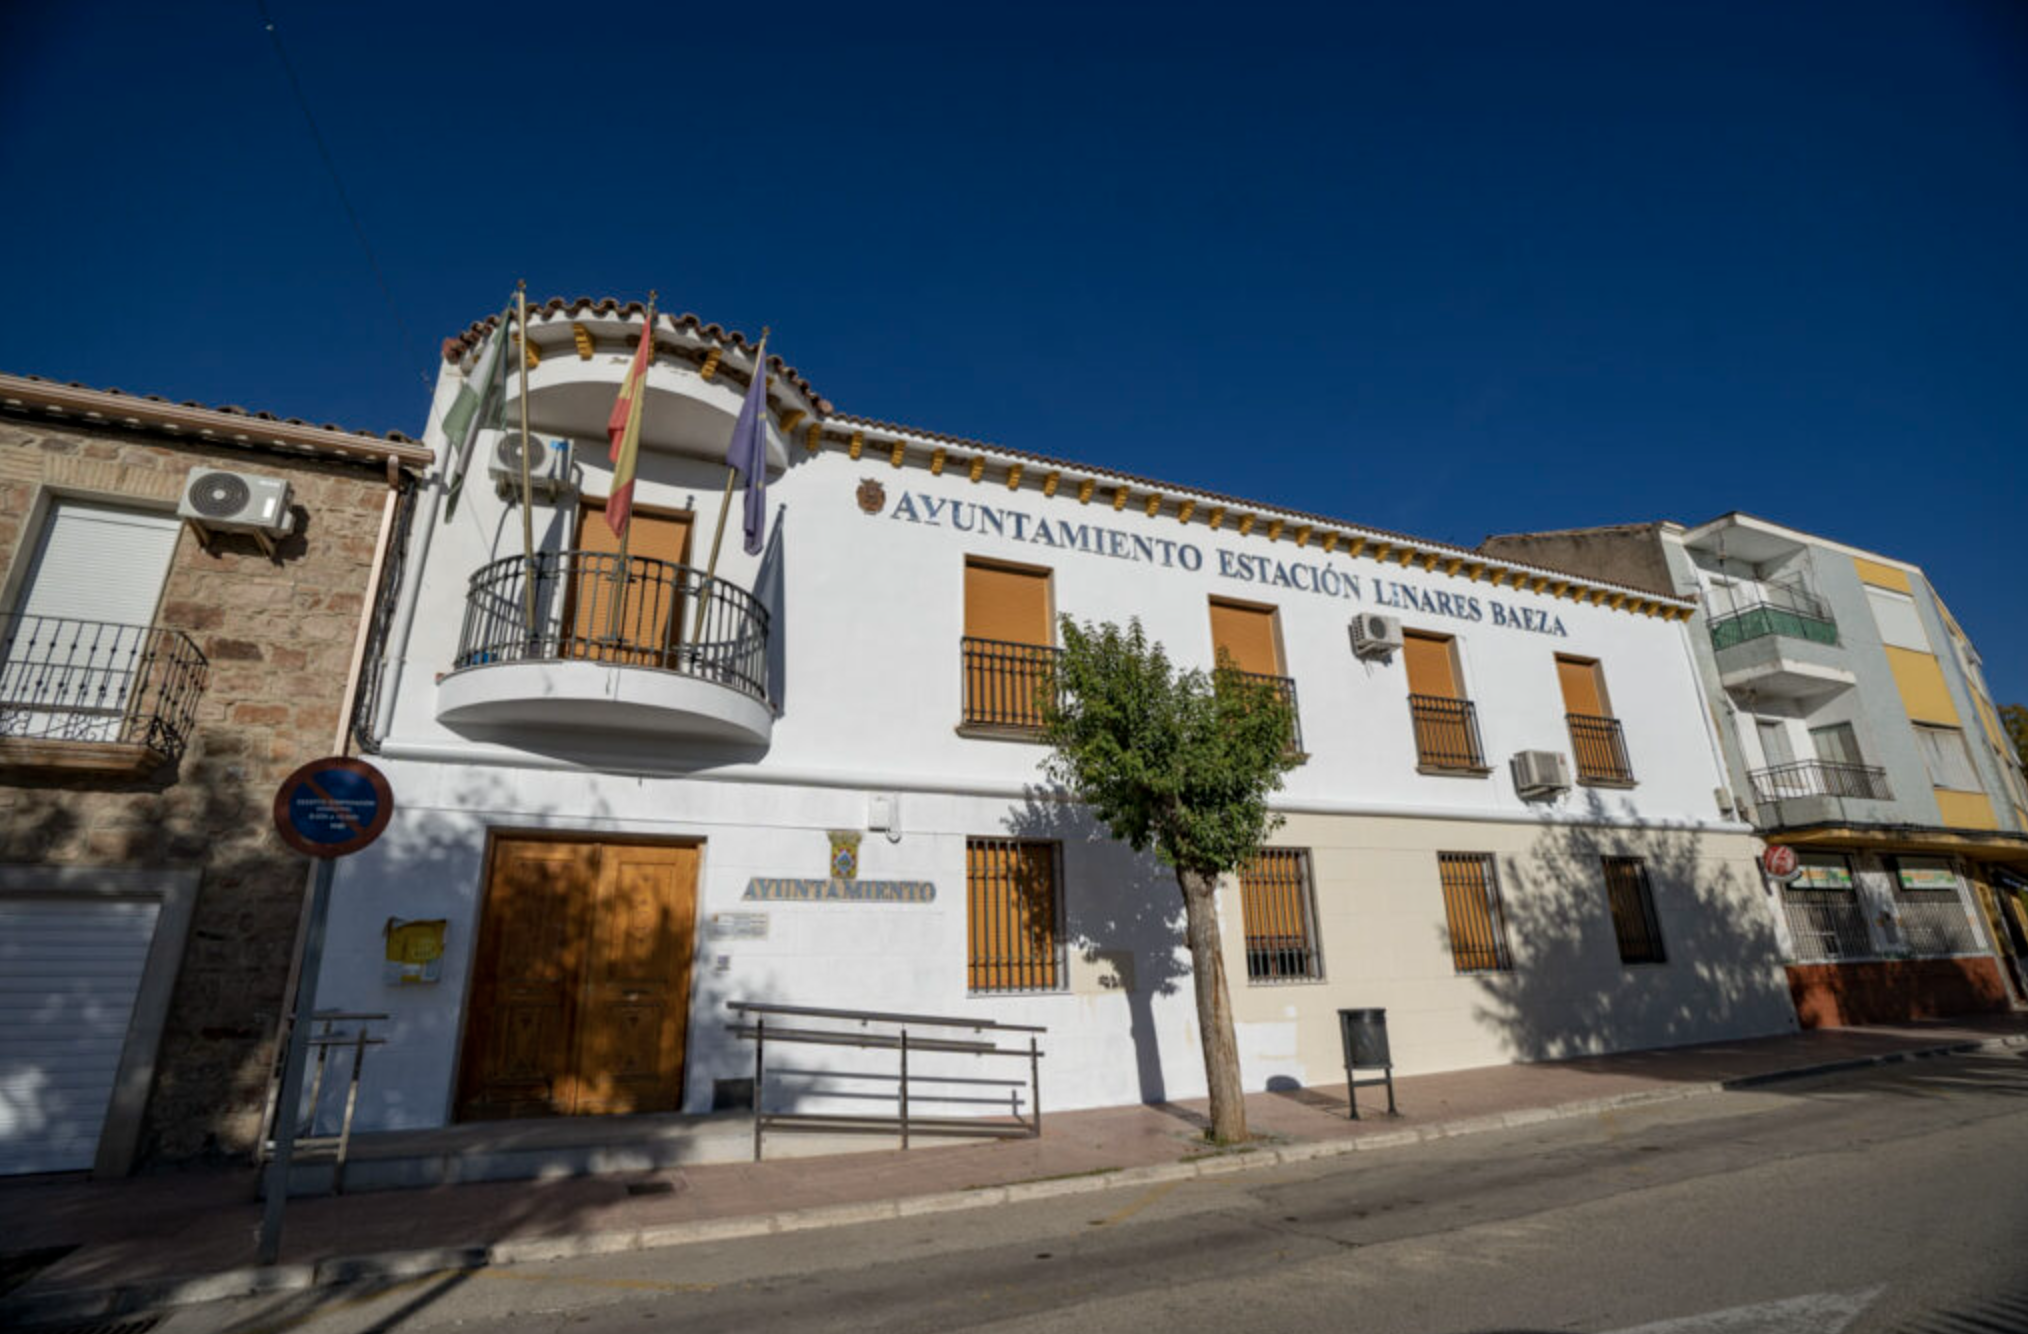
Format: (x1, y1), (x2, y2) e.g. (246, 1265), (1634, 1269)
(1708, 599), (1838, 652)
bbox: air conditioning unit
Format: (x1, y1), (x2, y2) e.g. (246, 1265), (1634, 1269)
(1511, 749), (1572, 798)
(487, 429), (572, 501)
(179, 468), (295, 555)
(1349, 612), (1403, 659)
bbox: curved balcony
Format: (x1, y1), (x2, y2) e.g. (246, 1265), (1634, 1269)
(438, 551), (772, 746)
(505, 330), (789, 473)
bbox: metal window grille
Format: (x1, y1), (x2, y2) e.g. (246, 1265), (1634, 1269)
(960, 637), (1062, 732)
(1240, 848), (1323, 983)
(1410, 694), (1485, 770)
(1602, 856), (1666, 965)
(1782, 888), (1873, 962)
(1890, 868), (1981, 957)
(1437, 852), (1511, 973)
(966, 838), (1064, 994)
(1565, 713), (1634, 784)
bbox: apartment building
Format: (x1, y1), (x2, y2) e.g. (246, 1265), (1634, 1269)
(0, 374), (426, 1175)
(300, 298), (1799, 1144)
(1484, 515), (2028, 1025)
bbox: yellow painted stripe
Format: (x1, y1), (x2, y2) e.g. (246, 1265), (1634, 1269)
(1934, 789), (1997, 830)
(1853, 556), (1913, 592)
(1884, 646), (1960, 726)
(1092, 1178), (1184, 1226)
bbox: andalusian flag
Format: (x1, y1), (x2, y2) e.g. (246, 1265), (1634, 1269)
(439, 302), (511, 517)
(605, 311), (655, 538)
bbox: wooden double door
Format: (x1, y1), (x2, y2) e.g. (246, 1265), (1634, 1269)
(457, 837), (700, 1120)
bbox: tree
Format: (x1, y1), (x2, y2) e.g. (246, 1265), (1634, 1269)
(2003, 704), (2028, 771)
(1040, 617), (1298, 1144)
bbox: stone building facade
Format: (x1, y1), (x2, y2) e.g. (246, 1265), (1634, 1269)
(0, 374), (426, 1172)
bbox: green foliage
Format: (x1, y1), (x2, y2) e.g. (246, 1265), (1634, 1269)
(1041, 617), (1298, 876)
(2003, 703), (2028, 770)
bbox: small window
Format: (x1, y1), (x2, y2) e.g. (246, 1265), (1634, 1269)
(1912, 724), (1980, 792)
(1437, 852), (1511, 972)
(1408, 634), (1484, 771)
(1240, 849), (1322, 983)
(1558, 656), (1632, 784)
(1865, 586), (1929, 653)
(1208, 599), (1282, 677)
(1808, 722), (1863, 767)
(961, 560), (1056, 733)
(1601, 857), (1666, 965)
(965, 838), (1063, 993)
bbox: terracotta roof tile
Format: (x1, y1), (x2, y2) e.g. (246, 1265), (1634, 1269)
(14, 374), (417, 444)
(441, 297), (830, 413)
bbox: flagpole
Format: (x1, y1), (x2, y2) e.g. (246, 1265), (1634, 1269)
(516, 281), (538, 650)
(695, 327), (767, 642)
(610, 292), (657, 648)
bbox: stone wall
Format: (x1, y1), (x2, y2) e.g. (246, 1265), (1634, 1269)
(0, 414), (396, 1163)
(1478, 523), (1679, 598)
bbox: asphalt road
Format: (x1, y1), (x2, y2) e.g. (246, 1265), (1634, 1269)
(142, 1049), (2028, 1334)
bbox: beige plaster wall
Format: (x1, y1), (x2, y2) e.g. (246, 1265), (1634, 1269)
(1221, 812), (1798, 1086)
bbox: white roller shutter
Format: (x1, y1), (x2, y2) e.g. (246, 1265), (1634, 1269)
(0, 897), (161, 1174)
(15, 500), (183, 627)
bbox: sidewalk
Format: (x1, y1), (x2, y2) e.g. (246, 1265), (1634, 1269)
(4, 1015), (2023, 1321)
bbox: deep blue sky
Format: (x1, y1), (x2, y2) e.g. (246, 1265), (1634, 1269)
(5, 3), (2025, 700)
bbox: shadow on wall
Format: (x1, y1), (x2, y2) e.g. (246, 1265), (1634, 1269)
(1461, 791), (1797, 1063)
(1005, 790), (1188, 1107)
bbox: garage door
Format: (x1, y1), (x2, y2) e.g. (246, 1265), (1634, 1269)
(0, 897), (161, 1174)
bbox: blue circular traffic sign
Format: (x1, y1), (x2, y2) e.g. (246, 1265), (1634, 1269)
(273, 757), (393, 858)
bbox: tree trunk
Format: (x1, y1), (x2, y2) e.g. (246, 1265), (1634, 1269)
(1177, 865), (1248, 1144)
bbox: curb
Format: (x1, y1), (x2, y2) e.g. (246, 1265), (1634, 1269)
(6, 1033), (2021, 1325)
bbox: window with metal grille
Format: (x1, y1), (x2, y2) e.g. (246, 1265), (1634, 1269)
(1601, 856), (1666, 965)
(966, 838), (1064, 993)
(1782, 854), (1872, 962)
(1437, 852), (1511, 972)
(1240, 849), (1323, 982)
(1888, 857), (1981, 956)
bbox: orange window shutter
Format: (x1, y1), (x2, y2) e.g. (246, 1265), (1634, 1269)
(1403, 632), (1459, 698)
(1556, 657), (1605, 717)
(1209, 602), (1280, 676)
(964, 563), (1052, 645)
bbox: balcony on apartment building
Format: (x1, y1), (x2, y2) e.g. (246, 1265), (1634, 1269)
(436, 551), (772, 745)
(1566, 712), (1635, 786)
(1705, 583), (1857, 702)
(1748, 757), (1894, 827)
(0, 613), (208, 776)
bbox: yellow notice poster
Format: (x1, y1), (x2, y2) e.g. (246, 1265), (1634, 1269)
(383, 918), (447, 985)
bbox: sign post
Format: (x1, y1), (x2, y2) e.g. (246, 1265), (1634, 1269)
(257, 758), (393, 1267)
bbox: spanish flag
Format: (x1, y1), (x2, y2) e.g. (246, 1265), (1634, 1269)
(605, 311), (655, 538)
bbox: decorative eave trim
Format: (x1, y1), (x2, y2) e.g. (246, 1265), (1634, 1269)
(0, 373), (430, 470)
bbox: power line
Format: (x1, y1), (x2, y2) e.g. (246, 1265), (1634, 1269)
(254, 0), (431, 388)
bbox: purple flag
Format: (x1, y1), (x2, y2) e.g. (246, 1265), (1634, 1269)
(726, 348), (770, 555)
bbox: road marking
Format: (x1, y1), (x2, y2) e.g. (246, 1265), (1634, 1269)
(1601, 1285), (1884, 1334)
(475, 1269), (718, 1295)
(1090, 1179), (1184, 1227)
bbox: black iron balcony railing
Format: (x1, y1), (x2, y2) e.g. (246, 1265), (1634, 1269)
(1566, 712), (1635, 785)
(1707, 584), (1838, 652)
(1410, 693), (1485, 771)
(455, 550), (769, 704)
(1220, 668), (1304, 756)
(0, 613), (208, 763)
(960, 637), (1062, 734)
(1749, 759), (1892, 804)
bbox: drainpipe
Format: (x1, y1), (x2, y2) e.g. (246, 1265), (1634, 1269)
(335, 454), (405, 754)
(367, 434), (450, 747)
